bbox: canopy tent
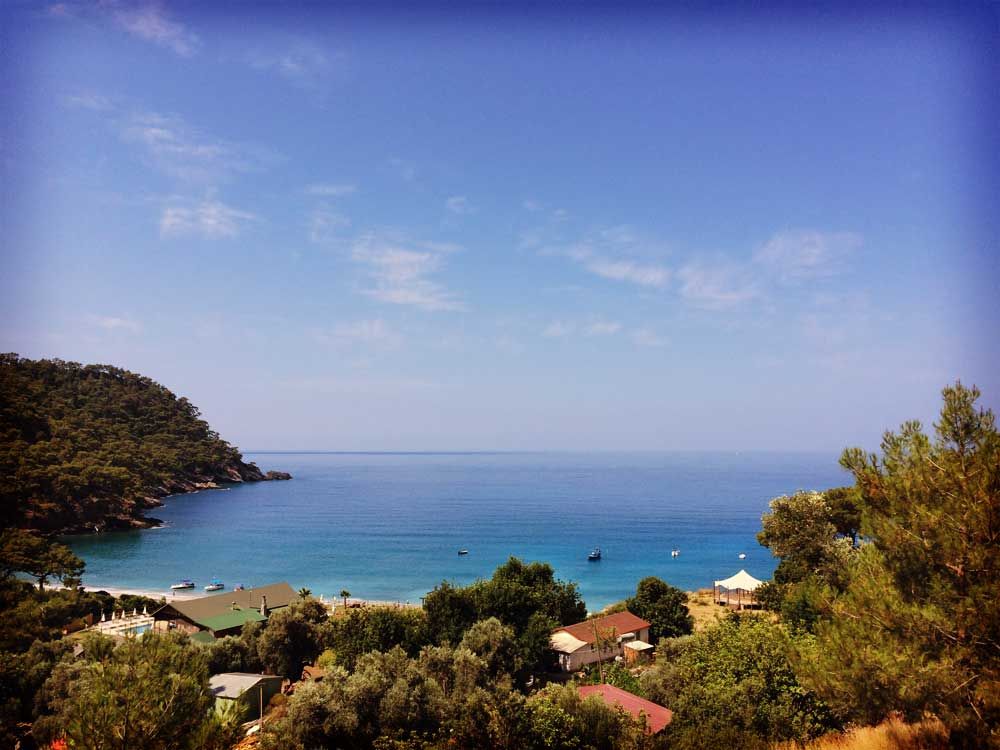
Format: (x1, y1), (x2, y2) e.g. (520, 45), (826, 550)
(713, 569), (764, 609)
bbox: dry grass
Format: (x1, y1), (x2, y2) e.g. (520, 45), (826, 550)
(777, 717), (949, 750)
(686, 588), (727, 632)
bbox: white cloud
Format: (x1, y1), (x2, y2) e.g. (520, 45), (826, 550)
(160, 199), (257, 239)
(583, 258), (670, 288)
(309, 208), (351, 243)
(63, 92), (113, 111)
(350, 233), (463, 312)
(312, 319), (398, 347)
(631, 328), (667, 348)
(445, 195), (475, 215)
(90, 315), (141, 334)
(543, 321), (574, 338)
(306, 183), (357, 197)
(753, 229), (862, 282)
(247, 42), (337, 90)
(111, 2), (200, 57)
(676, 262), (759, 310)
(121, 111), (265, 183)
(585, 321), (622, 336)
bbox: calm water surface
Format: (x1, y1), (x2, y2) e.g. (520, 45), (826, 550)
(67, 452), (847, 610)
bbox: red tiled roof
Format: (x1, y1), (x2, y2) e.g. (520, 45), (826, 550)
(578, 684), (673, 733)
(555, 611), (651, 645)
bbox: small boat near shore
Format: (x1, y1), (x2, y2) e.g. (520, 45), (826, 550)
(204, 578), (224, 592)
(170, 579), (195, 590)
(588, 547), (601, 561)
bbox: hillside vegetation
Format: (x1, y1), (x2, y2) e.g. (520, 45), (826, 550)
(0, 354), (288, 533)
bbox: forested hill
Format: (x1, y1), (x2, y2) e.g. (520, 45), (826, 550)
(0, 354), (289, 534)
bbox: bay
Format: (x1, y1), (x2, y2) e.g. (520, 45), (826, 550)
(66, 451), (847, 611)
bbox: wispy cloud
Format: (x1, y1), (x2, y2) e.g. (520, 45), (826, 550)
(676, 261), (759, 310)
(120, 111), (274, 183)
(306, 183), (357, 197)
(312, 319), (399, 347)
(63, 92), (114, 111)
(585, 320), (622, 336)
(350, 233), (463, 312)
(246, 41), (338, 90)
(89, 315), (142, 334)
(111, 2), (200, 57)
(536, 224), (672, 289)
(630, 328), (668, 348)
(160, 198), (257, 239)
(309, 207), (351, 243)
(445, 195), (475, 215)
(753, 229), (862, 282)
(543, 321), (574, 338)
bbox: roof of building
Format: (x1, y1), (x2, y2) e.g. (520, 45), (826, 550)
(155, 582), (298, 628)
(714, 569), (764, 592)
(200, 608), (268, 634)
(578, 684), (673, 733)
(209, 672), (282, 700)
(623, 640), (655, 652)
(190, 631), (218, 645)
(554, 611), (651, 646)
(550, 630), (590, 654)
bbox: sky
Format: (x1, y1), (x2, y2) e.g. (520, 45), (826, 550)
(2, 2), (998, 452)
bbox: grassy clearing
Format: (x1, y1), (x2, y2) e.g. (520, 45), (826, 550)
(777, 717), (949, 750)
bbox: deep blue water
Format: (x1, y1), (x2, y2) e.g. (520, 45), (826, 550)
(66, 452), (847, 610)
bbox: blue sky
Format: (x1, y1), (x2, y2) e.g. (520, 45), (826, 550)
(2, 2), (998, 452)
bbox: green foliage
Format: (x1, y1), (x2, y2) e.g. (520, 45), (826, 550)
(796, 382), (1000, 748)
(0, 354), (266, 532)
(323, 606), (432, 671)
(424, 557), (584, 678)
(581, 660), (641, 694)
(36, 632), (227, 750)
(257, 599), (328, 679)
(757, 490), (855, 589)
(641, 613), (838, 748)
(0, 528), (84, 590)
(625, 576), (693, 641)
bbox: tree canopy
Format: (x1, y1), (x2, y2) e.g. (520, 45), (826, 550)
(0, 354), (277, 533)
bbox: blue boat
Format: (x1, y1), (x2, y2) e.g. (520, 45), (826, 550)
(204, 578), (224, 592)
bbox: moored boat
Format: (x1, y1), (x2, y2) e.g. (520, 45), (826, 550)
(587, 547), (601, 561)
(204, 578), (224, 592)
(458, 549), (469, 555)
(170, 579), (195, 590)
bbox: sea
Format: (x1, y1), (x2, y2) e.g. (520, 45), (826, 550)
(65, 452), (848, 611)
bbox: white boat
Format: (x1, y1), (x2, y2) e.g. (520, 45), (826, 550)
(170, 579), (195, 590)
(671, 549), (680, 558)
(588, 547), (602, 561)
(457, 549), (469, 555)
(204, 578), (224, 592)
(738, 552), (747, 560)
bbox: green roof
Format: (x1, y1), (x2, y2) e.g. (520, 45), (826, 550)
(190, 631), (218, 645)
(198, 608), (267, 633)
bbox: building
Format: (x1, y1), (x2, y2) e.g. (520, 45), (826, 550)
(578, 684), (673, 733)
(153, 582), (299, 641)
(550, 611), (652, 672)
(208, 673), (283, 722)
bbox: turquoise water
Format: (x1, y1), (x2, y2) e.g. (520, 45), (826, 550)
(66, 452), (847, 610)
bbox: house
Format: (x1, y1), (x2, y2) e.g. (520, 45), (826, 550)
(550, 611), (652, 672)
(578, 684), (673, 733)
(208, 673), (283, 722)
(153, 582), (299, 640)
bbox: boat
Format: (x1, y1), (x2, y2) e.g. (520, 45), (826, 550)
(671, 549), (680, 558)
(738, 552), (747, 560)
(204, 579), (224, 592)
(457, 549), (469, 555)
(170, 579), (195, 590)
(233, 584), (245, 591)
(588, 547), (601, 561)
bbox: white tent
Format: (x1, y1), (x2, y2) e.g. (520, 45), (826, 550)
(714, 569), (763, 592)
(713, 569), (764, 609)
